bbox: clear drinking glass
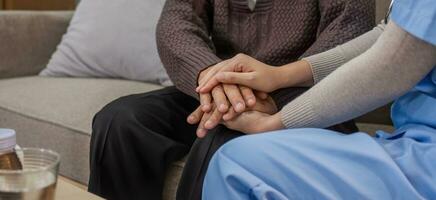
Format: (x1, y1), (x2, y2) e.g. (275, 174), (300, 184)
(0, 148), (60, 200)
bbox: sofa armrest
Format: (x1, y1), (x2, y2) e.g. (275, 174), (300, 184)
(0, 11), (73, 79)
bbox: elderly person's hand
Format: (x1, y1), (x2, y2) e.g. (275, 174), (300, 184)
(191, 53), (315, 137)
(192, 59), (269, 137)
(188, 93), (277, 138)
(197, 60), (258, 113)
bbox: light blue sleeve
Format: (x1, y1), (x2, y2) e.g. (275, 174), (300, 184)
(390, 0), (436, 45)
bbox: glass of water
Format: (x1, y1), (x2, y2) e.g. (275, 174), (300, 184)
(0, 148), (60, 200)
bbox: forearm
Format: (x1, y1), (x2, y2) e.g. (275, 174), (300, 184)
(157, 0), (220, 98)
(279, 22), (436, 129)
(303, 23), (386, 84)
(273, 23), (386, 89)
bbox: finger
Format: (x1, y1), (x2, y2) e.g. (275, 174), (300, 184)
(200, 93), (212, 112)
(197, 111), (211, 138)
(197, 60), (230, 91)
(197, 60), (233, 92)
(198, 66), (218, 86)
(223, 84), (245, 113)
(198, 56), (249, 94)
(204, 108), (223, 130)
(239, 86), (256, 107)
(222, 107), (238, 121)
(187, 106), (203, 124)
(215, 72), (255, 87)
(255, 91), (269, 100)
(212, 85), (230, 113)
(198, 76), (221, 94)
(196, 67), (218, 93)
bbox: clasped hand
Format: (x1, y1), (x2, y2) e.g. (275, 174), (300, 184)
(188, 54), (286, 137)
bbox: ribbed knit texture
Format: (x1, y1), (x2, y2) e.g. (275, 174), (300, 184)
(157, 0), (375, 100)
(303, 24), (386, 84)
(280, 22), (436, 129)
(304, 50), (346, 84)
(280, 96), (317, 128)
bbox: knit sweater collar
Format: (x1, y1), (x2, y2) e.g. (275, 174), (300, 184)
(247, 0), (256, 11)
(232, 0), (273, 13)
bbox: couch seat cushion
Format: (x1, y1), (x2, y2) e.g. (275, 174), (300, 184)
(0, 76), (163, 184)
(0, 76), (163, 135)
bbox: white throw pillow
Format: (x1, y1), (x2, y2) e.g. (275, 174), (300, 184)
(40, 0), (172, 86)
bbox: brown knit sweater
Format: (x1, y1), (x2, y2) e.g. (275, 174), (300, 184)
(156, 0), (375, 109)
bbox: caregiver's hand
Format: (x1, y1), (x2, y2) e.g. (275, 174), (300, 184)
(197, 60), (263, 114)
(192, 60), (268, 138)
(197, 54), (314, 93)
(197, 54), (281, 93)
(223, 111), (284, 134)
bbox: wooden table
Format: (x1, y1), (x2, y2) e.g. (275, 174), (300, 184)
(55, 176), (103, 200)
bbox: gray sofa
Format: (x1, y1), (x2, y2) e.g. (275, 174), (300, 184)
(0, 1), (392, 199)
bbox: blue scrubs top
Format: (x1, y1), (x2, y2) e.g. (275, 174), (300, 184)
(376, 0), (436, 196)
(390, 0), (436, 46)
(203, 1), (436, 199)
(389, 0), (436, 130)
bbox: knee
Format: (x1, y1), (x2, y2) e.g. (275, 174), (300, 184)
(208, 130), (313, 170)
(91, 97), (147, 151)
(92, 97), (127, 126)
(90, 96), (149, 164)
(209, 135), (267, 169)
(219, 135), (261, 154)
(204, 135), (272, 196)
(90, 96), (133, 145)
(92, 95), (146, 133)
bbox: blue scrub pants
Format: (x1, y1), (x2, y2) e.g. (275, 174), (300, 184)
(203, 128), (436, 199)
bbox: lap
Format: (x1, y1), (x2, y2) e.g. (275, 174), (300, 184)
(93, 86), (199, 144)
(177, 125), (244, 199)
(89, 87), (201, 199)
(206, 129), (424, 199)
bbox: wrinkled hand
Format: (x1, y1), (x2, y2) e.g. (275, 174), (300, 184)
(191, 60), (269, 137)
(223, 111), (284, 134)
(197, 54), (283, 93)
(188, 95), (277, 138)
(220, 95), (277, 121)
(197, 60), (264, 114)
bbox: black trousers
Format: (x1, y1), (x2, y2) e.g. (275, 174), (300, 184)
(88, 87), (357, 200)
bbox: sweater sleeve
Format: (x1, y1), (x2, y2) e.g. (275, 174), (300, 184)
(270, 0), (375, 109)
(156, 0), (221, 98)
(280, 21), (436, 129)
(303, 23), (385, 84)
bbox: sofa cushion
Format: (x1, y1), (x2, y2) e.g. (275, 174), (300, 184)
(0, 108), (92, 184)
(0, 76), (395, 200)
(0, 76), (162, 134)
(0, 76), (187, 200)
(0, 76), (164, 184)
